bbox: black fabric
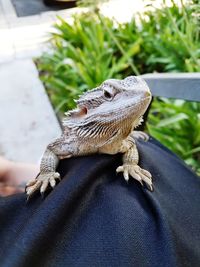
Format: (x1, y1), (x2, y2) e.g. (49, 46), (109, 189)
(0, 138), (200, 267)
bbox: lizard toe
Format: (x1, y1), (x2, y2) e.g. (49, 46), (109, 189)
(26, 171), (61, 198)
(40, 179), (49, 194)
(117, 164), (153, 191)
(54, 172), (61, 180)
(26, 180), (42, 197)
(116, 166), (124, 173)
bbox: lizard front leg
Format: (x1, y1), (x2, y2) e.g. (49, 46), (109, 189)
(25, 138), (71, 198)
(116, 137), (153, 191)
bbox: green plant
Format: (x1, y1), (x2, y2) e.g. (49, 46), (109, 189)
(114, 0), (200, 73)
(37, 0), (200, 174)
(37, 14), (140, 112)
(147, 98), (200, 175)
(77, 0), (109, 10)
(139, 0), (200, 72)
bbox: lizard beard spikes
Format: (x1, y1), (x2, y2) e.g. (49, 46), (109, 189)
(25, 76), (153, 199)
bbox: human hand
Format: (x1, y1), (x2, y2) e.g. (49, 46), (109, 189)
(0, 157), (39, 196)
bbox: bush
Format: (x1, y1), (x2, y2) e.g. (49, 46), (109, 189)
(148, 99), (200, 175)
(37, 0), (200, 175)
(37, 14), (141, 111)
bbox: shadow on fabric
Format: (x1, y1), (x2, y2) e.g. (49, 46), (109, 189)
(0, 138), (200, 267)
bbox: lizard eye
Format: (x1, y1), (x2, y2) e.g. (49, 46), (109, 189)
(103, 90), (113, 100)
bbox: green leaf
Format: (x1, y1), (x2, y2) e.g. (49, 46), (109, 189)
(184, 146), (200, 156)
(157, 113), (189, 127)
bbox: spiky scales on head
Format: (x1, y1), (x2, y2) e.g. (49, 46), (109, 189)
(63, 76), (151, 141)
(25, 76), (153, 198)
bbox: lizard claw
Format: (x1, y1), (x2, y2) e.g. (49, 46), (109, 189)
(25, 172), (61, 198)
(116, 164), (153, 191)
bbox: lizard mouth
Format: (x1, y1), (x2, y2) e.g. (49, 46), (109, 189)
(77, 105), (88, 116)
(65, 105), (88, 118)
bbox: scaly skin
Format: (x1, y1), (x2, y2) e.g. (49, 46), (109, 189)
(26, 76), (153, 198)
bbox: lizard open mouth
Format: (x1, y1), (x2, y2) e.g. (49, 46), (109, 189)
(77, 104), (88, 116)
(65, 105), (88, 118)
(79, 106), (88, 116)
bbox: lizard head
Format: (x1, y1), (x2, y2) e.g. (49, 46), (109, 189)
(64, 76), (151, 137)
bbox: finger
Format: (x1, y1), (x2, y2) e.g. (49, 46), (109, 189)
(0, 185), (18, 196)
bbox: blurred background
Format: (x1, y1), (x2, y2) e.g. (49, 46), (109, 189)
(0, 0), (199, 175)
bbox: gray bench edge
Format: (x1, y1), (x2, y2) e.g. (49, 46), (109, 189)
(141, 73), (200, 102)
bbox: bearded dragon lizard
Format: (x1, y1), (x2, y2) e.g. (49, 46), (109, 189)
(26, 76), (153, 198)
